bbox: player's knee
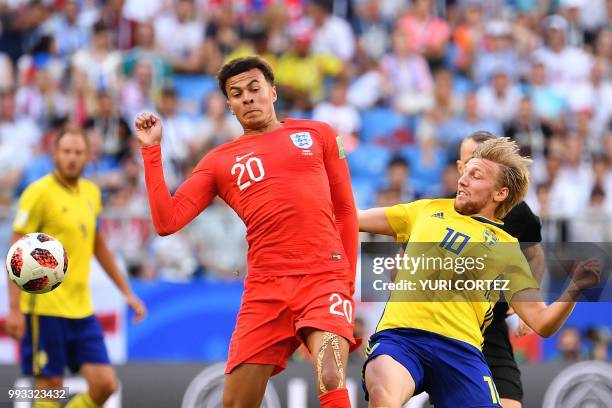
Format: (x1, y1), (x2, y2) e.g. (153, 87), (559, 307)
(367, 383), (395, 407)
(319, 363), (342, 391)
(93, 376), (117, 401)
(222, 391), (248, 408)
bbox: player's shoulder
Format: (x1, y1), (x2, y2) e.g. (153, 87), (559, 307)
(428, 198), (455, 211)
(470, 217), (518, 244)
(79, 178), (101, 196)
(20, 174), (53, 198)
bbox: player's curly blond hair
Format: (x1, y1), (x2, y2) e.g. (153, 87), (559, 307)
(472, 138), (532, 219)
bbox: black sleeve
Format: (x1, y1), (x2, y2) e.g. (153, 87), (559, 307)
(500, 201), (542, 247)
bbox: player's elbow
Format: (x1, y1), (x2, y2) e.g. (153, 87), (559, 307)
(531, 320), (558, 338)
(153, 223), (177, 237)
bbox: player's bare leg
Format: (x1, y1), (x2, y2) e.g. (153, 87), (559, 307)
(501, 399), (521, 408)
(364, 355), (415, 408)
(304, 329), (351, 407)
(33, 376), (63, 408)
(223, 363), (276, 408)
(67, 363), (117, 407)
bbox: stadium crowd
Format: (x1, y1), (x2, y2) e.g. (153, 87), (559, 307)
(0, 0), (610, 287)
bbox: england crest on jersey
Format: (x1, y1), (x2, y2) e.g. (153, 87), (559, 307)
(290, 132), (313, 149)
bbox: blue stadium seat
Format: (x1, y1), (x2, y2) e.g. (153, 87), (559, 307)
(347, 143), (392, 180)
(173, 75), (218, 117)
(360, 108), (406, 143)
(351, 176), (377, 209)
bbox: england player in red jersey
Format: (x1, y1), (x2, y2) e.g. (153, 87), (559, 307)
(135, 56), (358, 407)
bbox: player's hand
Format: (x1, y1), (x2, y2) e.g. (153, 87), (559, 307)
(516, 317), (532, 337)
(6, 309), (25, 340)
(570, 259), (601, 291)
(126, 293), (147, 323)
(134, 112), (163, 147)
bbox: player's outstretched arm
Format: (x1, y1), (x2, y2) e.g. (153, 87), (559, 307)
(5, 232), (25, 339)
(94, 231), (147, 323)
(510, 259), (600, 337)
(136, 112), (217, 235)
(358, 208), (395, 236)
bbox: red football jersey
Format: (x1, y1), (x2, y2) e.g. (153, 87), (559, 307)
(141, 119), (357, 277)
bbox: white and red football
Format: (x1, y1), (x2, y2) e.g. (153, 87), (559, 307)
(5, 233), (68, 294)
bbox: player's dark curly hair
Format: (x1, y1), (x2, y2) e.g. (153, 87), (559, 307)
(217, 56), (275, 97)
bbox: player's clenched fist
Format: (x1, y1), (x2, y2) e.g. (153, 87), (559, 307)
(134, 112), (163, 147)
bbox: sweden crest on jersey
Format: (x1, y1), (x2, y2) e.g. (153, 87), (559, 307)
(290, 132), (313, 149)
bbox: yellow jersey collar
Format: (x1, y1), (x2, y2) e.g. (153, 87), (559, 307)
(52, 172), (80, 193)
(470, 215), (504, 228)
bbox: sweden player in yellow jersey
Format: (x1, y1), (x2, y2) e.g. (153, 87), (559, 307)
(5, 127), (147, 408)
(358, 138), (600, 408)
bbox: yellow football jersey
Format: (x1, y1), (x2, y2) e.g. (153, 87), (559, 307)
(13, 174), (102, 318)
(376, 199), (539, 349)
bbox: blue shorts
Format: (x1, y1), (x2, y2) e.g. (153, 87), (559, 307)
(21, 314), (110, 377)
(363, 328), (502, 408)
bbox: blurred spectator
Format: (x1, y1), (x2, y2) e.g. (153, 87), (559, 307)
(440, 163), (460, 198)
(123, 0), (165, 23)
(420, 68), (462, 131)
(122, 22), (173, 91)
(533, 15), (591, 92)
(586, 326), (611, 361)
(381, 28), (433, 115)
(154, 0), (204, 73)
(190, 91), (242, 162)
(16, 63), (69, 127)
(594, 28), (611, 60)
(157, 86), (195, 189)
(402, 133), (446, 197)
(346, 58), (387, 110)
(225, 23), (277, 70)
(120, 60), (157, 119)
(377, 156), (415, 203)
(0, 51), (13, 90)
(84, 90), (132, 160)
(312, 80), (360, 149)
(275, 23), (343, 110)
(204, 3), (241, 59)
(437, 91), (502, 148)
(476, 68), (522, 123)
(72, 20), (122, 92)
(452, 1), (485, 74)
(148, 230), (198, 282)
(0, 88), (40, 202)
(82, 123), (122, 196)
(396, 0), (450, 68)
(566, 58), (612, 143)
(44, 0), (90, 59)
(306, 0), (356, 62)
(99, 0), (137, 50)
(353, 0), (391, 61)
(555, 327), (586, 361)
(571, 185), (610, 241)
(473, 19), (519, 85)
(559, 0), (585, 47)
(548, 136), (592, 217)
(525, 59), (567, 124)
(504, 96), (552, 158)
(187, 200), (248, 280)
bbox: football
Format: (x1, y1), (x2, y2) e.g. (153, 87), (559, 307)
(5, 233), (68, 294)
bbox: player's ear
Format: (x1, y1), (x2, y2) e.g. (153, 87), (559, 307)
(271, 85), (277, 103)
(227, 100), (234, 115)
(494, 186), (509, 204)
(456, 160), (464, 174)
